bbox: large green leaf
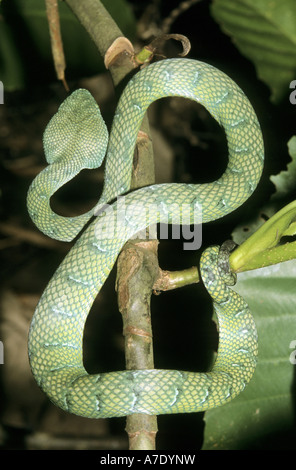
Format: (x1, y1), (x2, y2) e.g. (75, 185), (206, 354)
(202, 259), (296, 450)
(232, 136), (296, 246)
(270, 136), (296, 201)
(211, 0), (296, 102)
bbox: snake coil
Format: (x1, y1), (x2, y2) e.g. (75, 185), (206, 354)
(27, 59), (263, 418)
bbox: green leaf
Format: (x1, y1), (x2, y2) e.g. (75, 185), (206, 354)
(230, 200), (296, 272)
(270, 136), (296, 201)
(211, 0), (296, 102)
(202, 259), (296, 450)
(232, 136), (296, 248)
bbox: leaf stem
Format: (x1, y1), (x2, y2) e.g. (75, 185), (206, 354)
(230, 200), (296, 272)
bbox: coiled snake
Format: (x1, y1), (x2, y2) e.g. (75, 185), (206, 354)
(27, 58), (263, 418)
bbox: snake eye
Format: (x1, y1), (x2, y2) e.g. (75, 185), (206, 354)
(217, 198), (227, 209)
(248, 180), (255, 193)
(225, 386), (233, 400)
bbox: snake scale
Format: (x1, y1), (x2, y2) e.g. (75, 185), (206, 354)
(27, 58), (263, 418)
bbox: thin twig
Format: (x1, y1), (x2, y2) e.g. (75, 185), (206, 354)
(161, 0), (202, 34)
(153, 266), (200, 292)
(45, 0), (69, 90)
(0, 222), (69, 251)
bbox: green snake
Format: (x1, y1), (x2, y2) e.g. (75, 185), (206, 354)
(27, 58), (263, 418)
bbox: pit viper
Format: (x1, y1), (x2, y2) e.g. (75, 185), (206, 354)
(27, 58), (263, 418)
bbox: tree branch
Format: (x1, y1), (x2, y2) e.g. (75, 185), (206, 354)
(64, 0), (134, 85)
(64, 0), (158, 449)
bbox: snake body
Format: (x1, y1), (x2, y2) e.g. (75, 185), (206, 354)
(27, 58), (263, 418)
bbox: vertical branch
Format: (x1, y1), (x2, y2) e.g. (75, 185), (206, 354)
(116, 127), (159, 449)
(64, 0), (134, 85)
(64, 0), (158, 449)
(116, 240), (159, 450)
